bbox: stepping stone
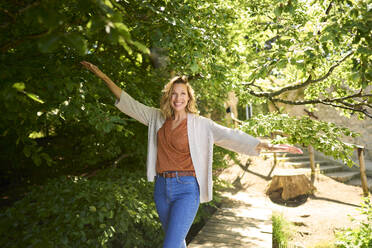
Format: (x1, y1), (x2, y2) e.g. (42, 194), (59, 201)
(325, 171), (360, 183)
(277, 156), (311, 162)
(347, 177), (372, 191)
(316, 165), (345, 174)
(273, 165), (345, 176)
(261, 152), (309, 157)
(284, 161), (332, 168)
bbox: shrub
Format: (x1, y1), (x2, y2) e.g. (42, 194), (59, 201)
(0, 169), (163, 248)
(0, 166), (227, 248)
(334, 198), (372, 248)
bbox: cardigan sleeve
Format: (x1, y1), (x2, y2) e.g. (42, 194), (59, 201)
(114, 90), (159, 126)
(209, 120), (260, 156)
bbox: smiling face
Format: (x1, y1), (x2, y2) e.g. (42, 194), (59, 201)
(170, 83), (190, 114)
(160, 76), (198, 119)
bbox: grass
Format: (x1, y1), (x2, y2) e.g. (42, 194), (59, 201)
(308, 240), (336, 248)
(272, 211), (295, 248)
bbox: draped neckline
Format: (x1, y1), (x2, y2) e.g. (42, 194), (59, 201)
(168, 117), (187, 132)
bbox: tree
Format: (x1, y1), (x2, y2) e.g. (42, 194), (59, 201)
(230, 0), (371, 118)
(0, 0), (369, 185)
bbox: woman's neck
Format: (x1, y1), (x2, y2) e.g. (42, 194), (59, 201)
(172, 111), (187, 121)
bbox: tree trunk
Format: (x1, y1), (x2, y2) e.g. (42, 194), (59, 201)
(266, 174), (316, 201)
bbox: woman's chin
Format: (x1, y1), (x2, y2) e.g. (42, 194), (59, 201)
(172, 106), (186, 113)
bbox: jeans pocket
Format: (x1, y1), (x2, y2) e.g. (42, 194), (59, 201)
(176, 176), (196, 185)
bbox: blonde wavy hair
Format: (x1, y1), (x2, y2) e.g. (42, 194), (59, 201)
(160, 76), (198, 119)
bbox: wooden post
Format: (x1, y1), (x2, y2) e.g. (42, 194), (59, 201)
(308, 145), (316, 184)
(267, 133), (277, 179)
(357, 147), (369, 197)
(267, 151), (277, 179)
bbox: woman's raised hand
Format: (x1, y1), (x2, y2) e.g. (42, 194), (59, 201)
(80, 61), (122, 99)
(80, 61), (106, 80)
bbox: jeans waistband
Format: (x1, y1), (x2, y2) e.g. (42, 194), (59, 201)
(156, 171), (196, 178)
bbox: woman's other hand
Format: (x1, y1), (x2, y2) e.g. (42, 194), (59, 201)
(257, 142), (303, 154)
(270, 144), (303, 154)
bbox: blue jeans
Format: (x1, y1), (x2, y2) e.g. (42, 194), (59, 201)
(154, 173), (200, 248)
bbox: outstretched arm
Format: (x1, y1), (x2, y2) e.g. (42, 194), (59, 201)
(80, 61), (122, 99)
(210, 120), (261, 155)
(80, 61), (158, 126)
(210, 119), (302, 155)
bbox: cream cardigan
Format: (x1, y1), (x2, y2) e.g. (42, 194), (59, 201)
(115, 90), (260, 203)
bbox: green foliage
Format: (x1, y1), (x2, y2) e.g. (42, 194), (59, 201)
(0, 0), (244, 185)
(335, 198), (372, 248)
(213, 145), (240, 171)
(0, 169), (163, 248)
(272, 211), (295, 248)
(240, 113), (358, 167)
(1, 0), (369, 188)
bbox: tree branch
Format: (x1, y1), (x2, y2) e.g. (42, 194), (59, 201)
(270, 99), (281, 112)
(269, 91), (370, 105)
(1, 30), (50, 53)
(322, 102), (372, 118)
(269, 95), (372, 118)
(310, 51), (354, 84)
(325, 0), (334, 15)
(0, 2), (41, 29)
(247, 51), (354, 98)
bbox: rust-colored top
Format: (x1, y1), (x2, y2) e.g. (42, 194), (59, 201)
(156, 118), (195, 173)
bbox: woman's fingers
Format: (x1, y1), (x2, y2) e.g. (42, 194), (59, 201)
(290, 147), (303, 154)
(80, 61), (90, 67)
(288, 146), (303, 154)
(80, 61), (93, 70)
(80, 61), (96, 70)
(273, 144), (303, 154)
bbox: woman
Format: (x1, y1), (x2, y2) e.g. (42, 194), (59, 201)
(80, 61), (302, 248)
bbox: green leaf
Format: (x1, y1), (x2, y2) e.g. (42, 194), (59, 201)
(365, 69), (372, 81)
(114, 22), (131, 40)
(274, 6), (282, 17)
(32, 154), (42, 166)
(23, 146), (32, 158)
(351, 72), (360, 81)
(131, 41), (150, 55)
(89, 206), (97, 212)
(24, 91), (45, 104)
(64, 33), (87, 55)
(37, 33), (60, 53)
(190, 62), (199, 73)
(277, 59), (287, 69)
(118, 37), (133, 54)
(12, 82), (25, 91)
